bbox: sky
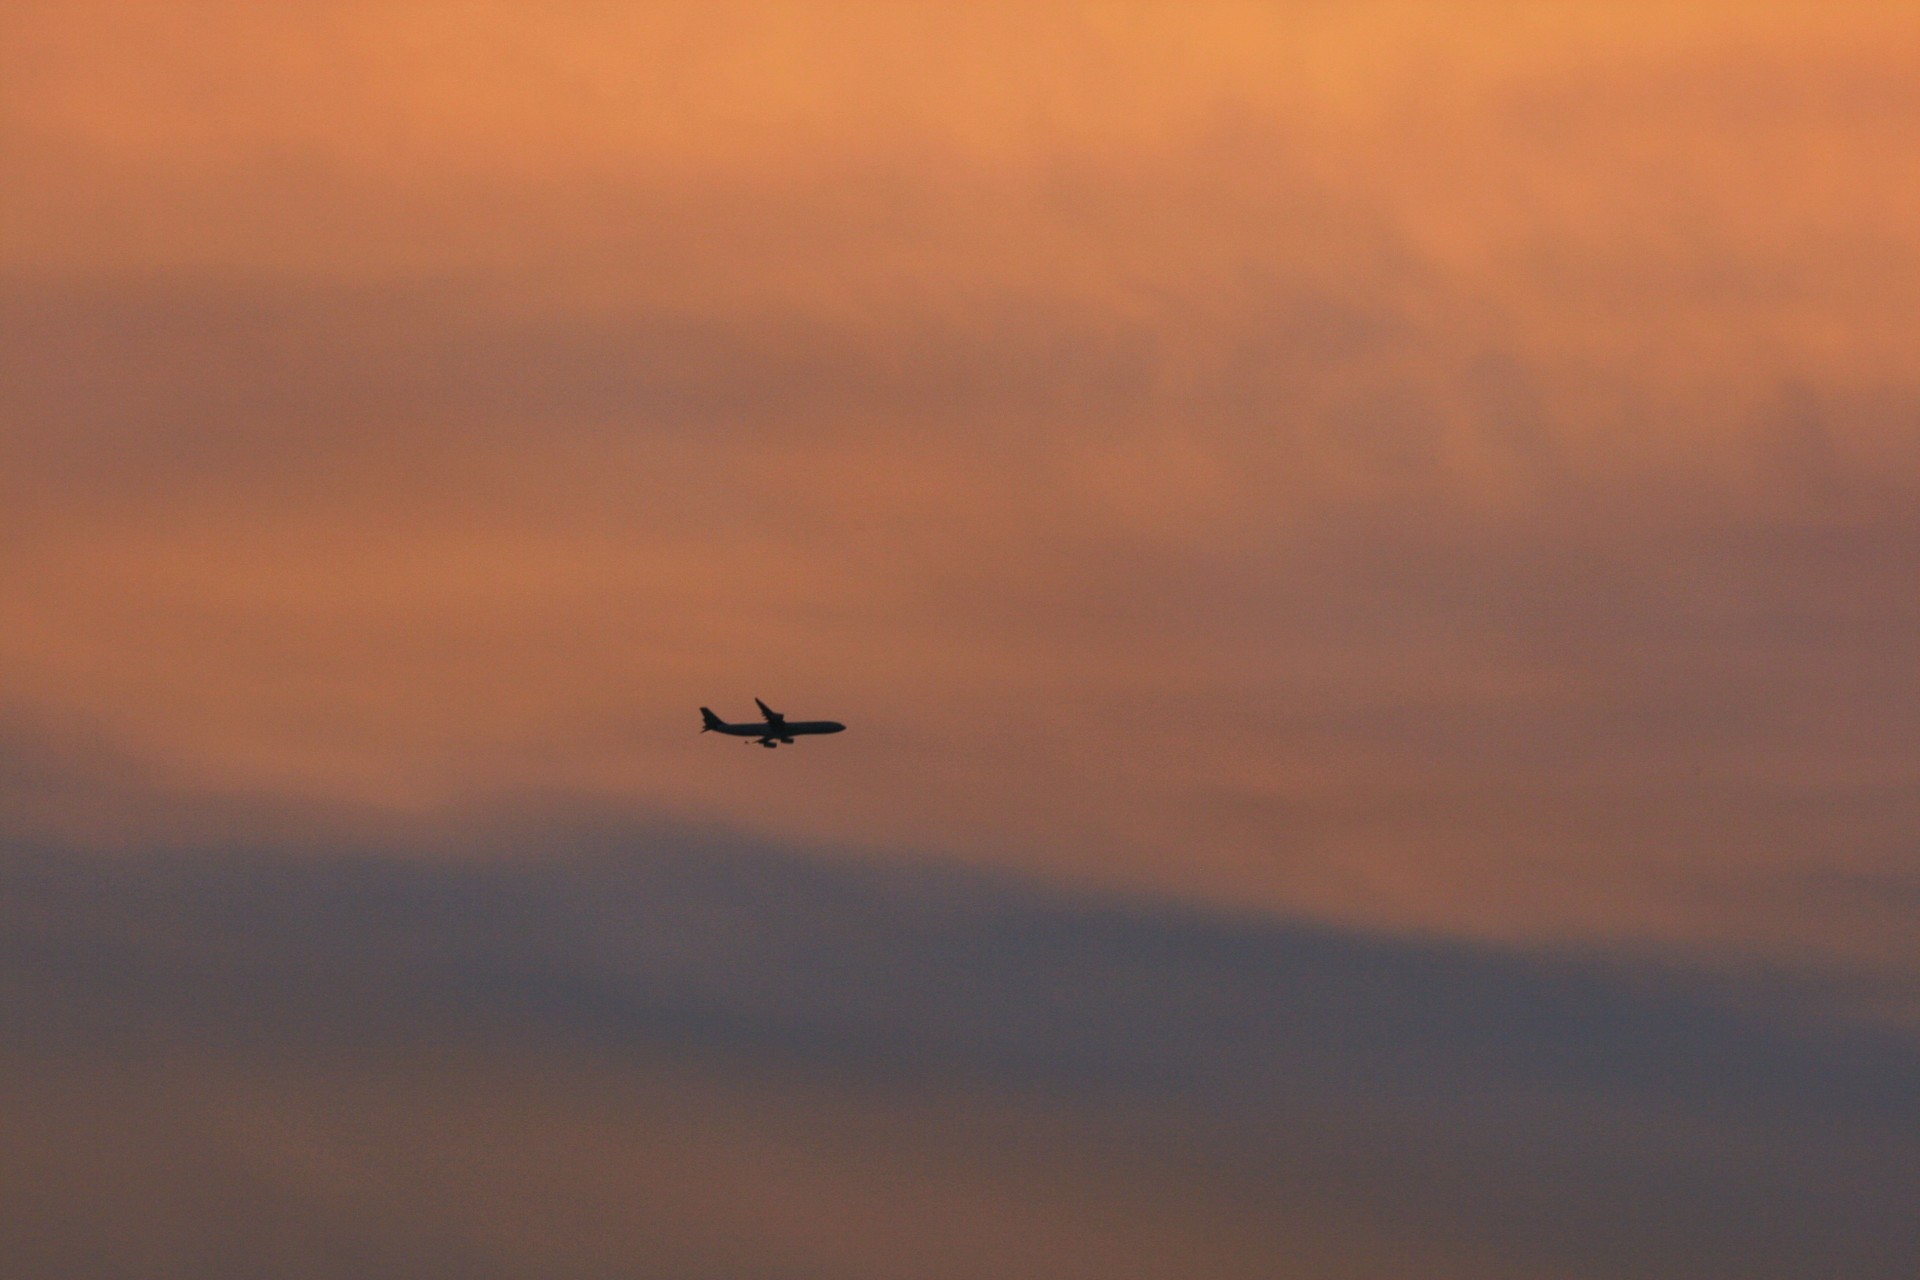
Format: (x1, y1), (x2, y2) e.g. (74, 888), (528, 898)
(3, 3), (1919, 1275)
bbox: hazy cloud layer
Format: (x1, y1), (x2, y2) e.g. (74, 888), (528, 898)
(6, 3), (1920, 971)
(4, 834), (1916, 1278)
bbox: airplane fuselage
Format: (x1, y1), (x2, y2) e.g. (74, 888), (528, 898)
(708, 719), (845, 739)
(701, 702), (845, 747)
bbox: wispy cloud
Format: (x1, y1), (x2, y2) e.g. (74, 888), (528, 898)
(5, 0), (1918, 1026)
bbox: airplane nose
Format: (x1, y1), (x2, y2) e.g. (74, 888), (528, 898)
(827, 722), (846, 732)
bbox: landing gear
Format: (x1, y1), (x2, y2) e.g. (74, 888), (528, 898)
(758, 739), (777, 748)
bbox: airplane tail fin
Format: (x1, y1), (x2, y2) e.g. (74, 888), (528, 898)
(699, 707), (723, 732)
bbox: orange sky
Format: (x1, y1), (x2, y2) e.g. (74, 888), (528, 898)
(5, 1), (1919, 981)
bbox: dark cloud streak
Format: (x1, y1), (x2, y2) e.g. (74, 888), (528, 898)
(3, 832), (1917, 1276)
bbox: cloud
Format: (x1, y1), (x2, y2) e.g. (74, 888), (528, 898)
(8, 7), (1919, 1273)
(4, 1), (1919, 976)
(3, 833), (1917, 1277)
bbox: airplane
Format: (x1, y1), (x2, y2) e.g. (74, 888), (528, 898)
(700, 698), (846, 748)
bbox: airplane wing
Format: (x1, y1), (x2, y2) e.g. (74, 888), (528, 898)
(754, 697), (786, 727)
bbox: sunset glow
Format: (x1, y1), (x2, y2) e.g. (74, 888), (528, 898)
(4, 5), (1918, 1275)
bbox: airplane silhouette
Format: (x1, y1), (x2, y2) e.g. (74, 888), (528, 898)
(700, 698), (846, 748)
